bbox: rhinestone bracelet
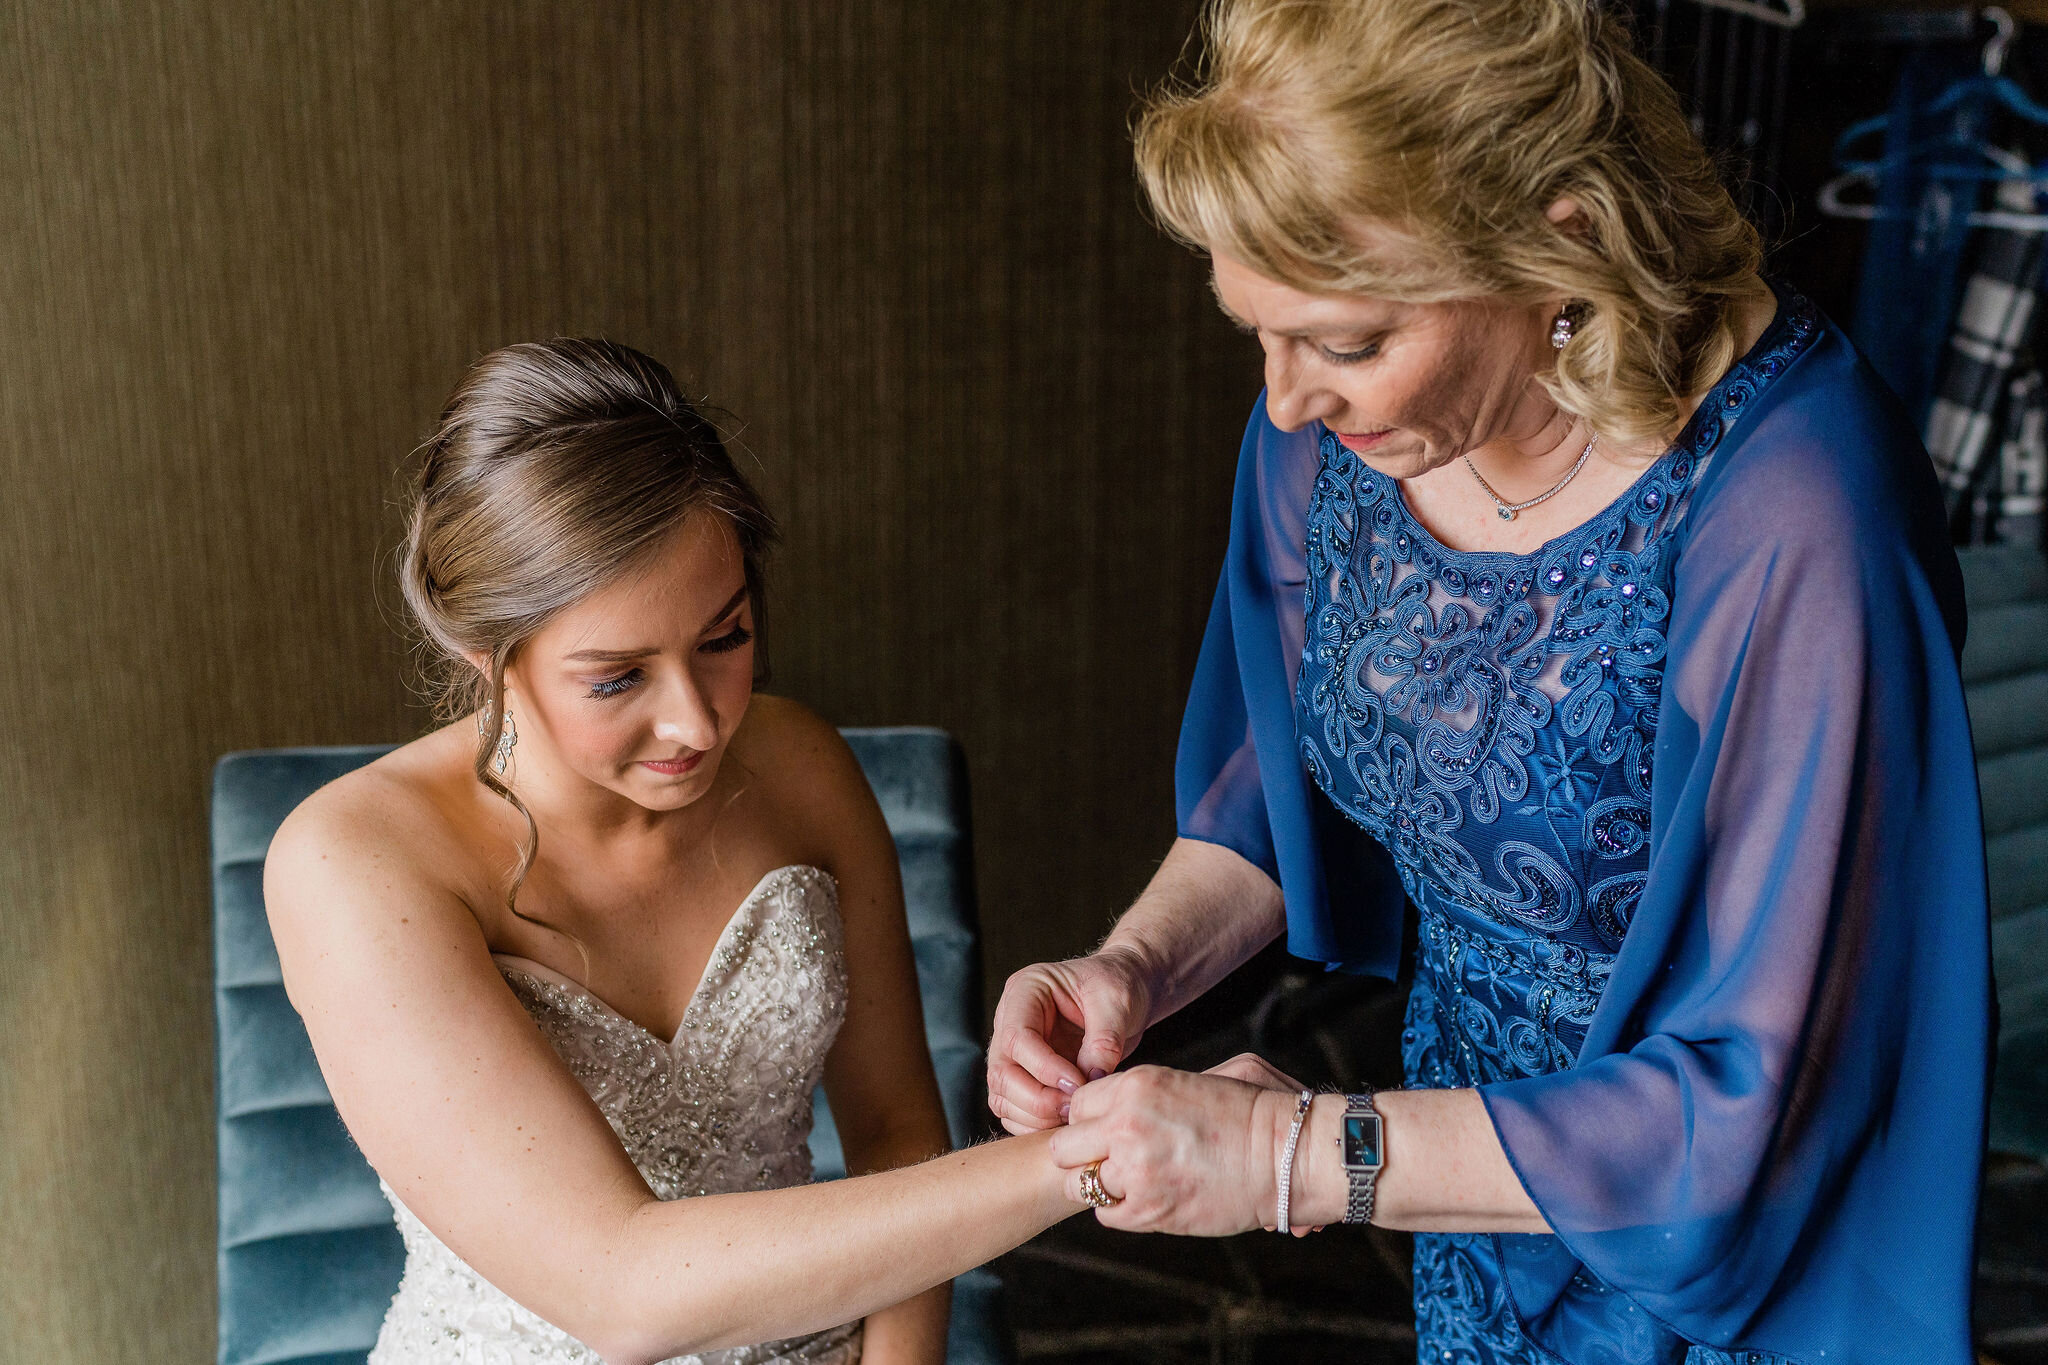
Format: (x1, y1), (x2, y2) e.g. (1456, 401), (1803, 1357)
(1275, 1089), (1314, 1235)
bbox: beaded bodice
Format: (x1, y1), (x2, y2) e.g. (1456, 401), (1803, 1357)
(1298, 295), (1818, 1073)
(1297, 430), (1709, 1080)
(368, 864), (862, 1365)
(1295, 291), (1818, 1362)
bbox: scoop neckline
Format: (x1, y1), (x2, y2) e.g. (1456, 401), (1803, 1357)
(1331, 279), (1807, 568)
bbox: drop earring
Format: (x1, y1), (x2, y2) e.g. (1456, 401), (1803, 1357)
(479, 694), (517, 774)
(1550, 305), (1579, 350)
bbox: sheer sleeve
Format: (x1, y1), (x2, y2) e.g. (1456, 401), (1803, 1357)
(1480, 350), (1993, 1360)
(1175, 398), (1407, 974)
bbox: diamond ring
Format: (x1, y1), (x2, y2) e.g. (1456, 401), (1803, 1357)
(1078, 1160), (1122, 1208)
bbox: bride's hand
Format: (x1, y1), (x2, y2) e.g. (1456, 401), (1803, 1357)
(987, 947), (1154, 1135)
(1047, 1065), (1298, 1236)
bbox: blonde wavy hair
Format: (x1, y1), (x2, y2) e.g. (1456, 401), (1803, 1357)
(1134, 0), (1765, 445)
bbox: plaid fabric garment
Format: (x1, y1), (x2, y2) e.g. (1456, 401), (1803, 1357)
(1981, 368), (2048, 545)
(1924, 170), (2048, 540)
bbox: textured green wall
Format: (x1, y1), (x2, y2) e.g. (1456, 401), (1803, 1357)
(0, 3), (1257, 1358)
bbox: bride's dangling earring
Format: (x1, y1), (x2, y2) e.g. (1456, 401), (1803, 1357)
(479, 693), (518, 775)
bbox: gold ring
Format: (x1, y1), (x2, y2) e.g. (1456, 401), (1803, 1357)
(1079, 1160), (1122, 1208)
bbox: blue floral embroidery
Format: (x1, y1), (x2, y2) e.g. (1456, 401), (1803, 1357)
(1297, 291), (1818, 1363)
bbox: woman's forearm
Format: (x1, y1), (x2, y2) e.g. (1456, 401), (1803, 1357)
(1282, 1087), (1548, 1234)
(1102, 837), (1285, 1026)
(601, 1133), (1074, 1365)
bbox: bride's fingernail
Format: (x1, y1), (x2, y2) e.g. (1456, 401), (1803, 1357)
(1086, 1067), (1107, 1082)
(1059, 1101), (1071, 1121)
(1056, 1077), (1077, 1095)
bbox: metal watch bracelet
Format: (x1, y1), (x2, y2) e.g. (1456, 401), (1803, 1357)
(1340, 1091), (1384, 1225)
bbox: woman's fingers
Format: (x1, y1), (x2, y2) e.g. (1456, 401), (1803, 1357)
(1050, 1066), (1275, 1237)
(986, 1090), (1038, 1137)
(1051, 1121), (1137, 1226)
(1070, 976), (1136, 1080)
(988, 954), (1154, 1122)
(988, 969), (1087, 1102)
(1001, 1023), (1086, 1095)
(1060, 1155), (1130, 1216)
(986, 1057), (1069, 1132)
(987, 1075), (1060, 1135)
(1046, 1113), (1113, 1171)
(1053, 1072), (1169, 1230)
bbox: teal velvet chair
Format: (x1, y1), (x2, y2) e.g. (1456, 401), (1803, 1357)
(213, 728), (1008, 1365)
(1959, 544), (2048, 1159)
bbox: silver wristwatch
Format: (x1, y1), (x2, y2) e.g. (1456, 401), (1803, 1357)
(1340, 1092), (1384, 1225)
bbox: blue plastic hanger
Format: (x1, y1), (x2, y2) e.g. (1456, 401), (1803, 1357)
(1921, 8), (2048, 126)
(1818, 7), (2048, 231)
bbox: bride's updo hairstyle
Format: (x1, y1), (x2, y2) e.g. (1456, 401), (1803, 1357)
(400, 338), (777, 916)
(1134, 0), (1763, 446)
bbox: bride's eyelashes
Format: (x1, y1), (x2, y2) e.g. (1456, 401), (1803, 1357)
(700, 623), (753, 655)
(581, 626), (753, 700)
(587, 668), (643, 700)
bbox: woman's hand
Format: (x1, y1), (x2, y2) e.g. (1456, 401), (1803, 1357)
(986, 947), (1155, 1134)
(1046, 1065), (1296, 1236)
(987, 838), (1286, 1136)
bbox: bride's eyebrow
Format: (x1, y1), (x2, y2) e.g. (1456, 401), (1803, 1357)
(701, 585), (748, 629)
(563, 588), (751, 663)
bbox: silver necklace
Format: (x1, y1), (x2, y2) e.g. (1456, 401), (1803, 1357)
(1462, 434), (1596, 521)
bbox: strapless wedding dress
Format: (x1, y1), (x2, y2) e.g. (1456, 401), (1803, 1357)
(367, 864), (864, 1365)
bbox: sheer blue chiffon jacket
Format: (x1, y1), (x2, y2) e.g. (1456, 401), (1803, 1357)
(1174, 287), (1992, 1363)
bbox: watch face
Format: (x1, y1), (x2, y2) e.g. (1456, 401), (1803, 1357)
(1343, 1113), (1384, 1170)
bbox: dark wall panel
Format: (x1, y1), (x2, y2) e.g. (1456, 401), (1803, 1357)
(0, 3), (1254, 1358)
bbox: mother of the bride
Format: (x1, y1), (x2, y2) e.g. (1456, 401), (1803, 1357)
(988, 0), (1990, 1360)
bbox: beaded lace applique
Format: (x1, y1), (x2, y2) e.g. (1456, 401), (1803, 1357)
(367, 865), (862, 1365)
(1299, 295), (1819, 957)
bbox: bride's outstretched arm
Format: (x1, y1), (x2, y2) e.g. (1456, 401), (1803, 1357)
(266, 788), (1078, 1365)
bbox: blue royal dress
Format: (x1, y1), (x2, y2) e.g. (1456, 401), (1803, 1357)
(1174, 285), (1993, 1364)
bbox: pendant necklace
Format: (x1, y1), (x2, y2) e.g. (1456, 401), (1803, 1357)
(1463, 433), (1597, 522)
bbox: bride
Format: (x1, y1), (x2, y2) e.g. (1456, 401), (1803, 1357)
(265, 339), (1084, 1365)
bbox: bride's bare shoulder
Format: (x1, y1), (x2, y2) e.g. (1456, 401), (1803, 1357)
(730, 695), (871, 811)
(265, 722), (491, 925)
(727, 695), (893, 871)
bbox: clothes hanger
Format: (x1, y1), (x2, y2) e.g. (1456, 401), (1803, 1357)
(1817, 8), (2048, 232)
(1685, 0), (1805, 31)
(1820, 142), (2048, 230)
(1921, 8), (2048, 123)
